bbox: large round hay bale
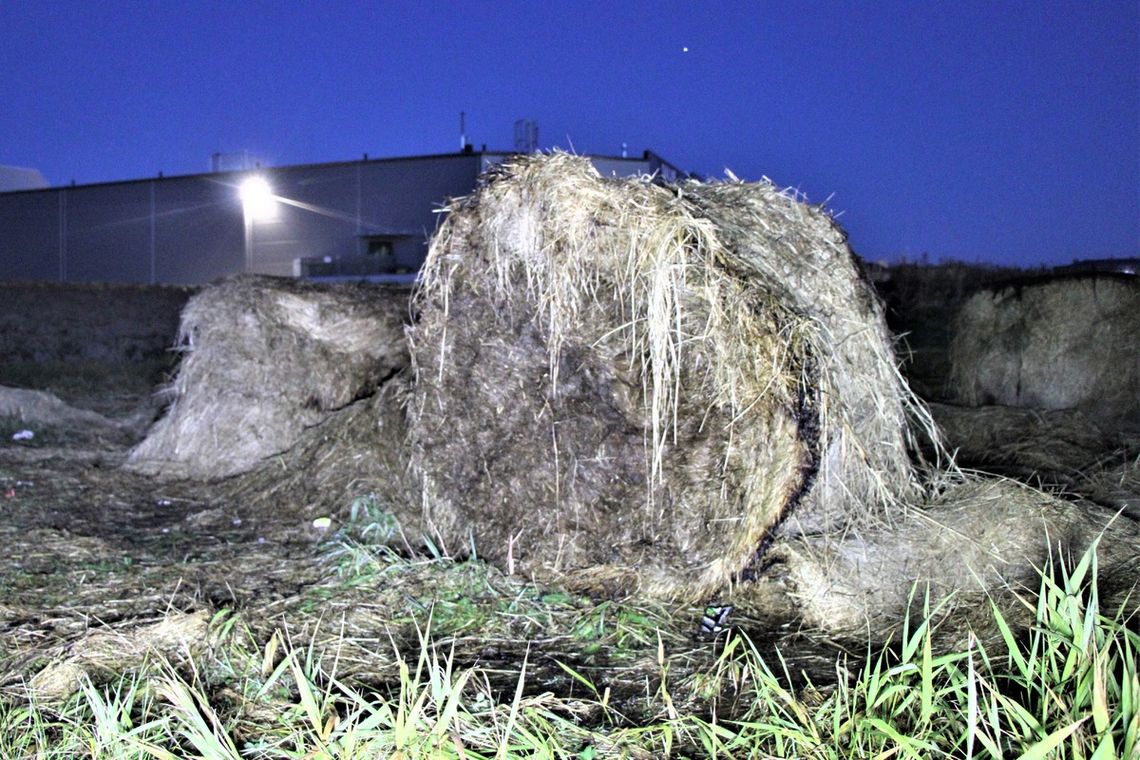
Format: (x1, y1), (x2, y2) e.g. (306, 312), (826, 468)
(947, 275), (1139, 426)
(408, 154), (928, 600)
(127, 275), (409, 480)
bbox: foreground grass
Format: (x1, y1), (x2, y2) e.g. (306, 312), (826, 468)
(1, 538), (1135, 758)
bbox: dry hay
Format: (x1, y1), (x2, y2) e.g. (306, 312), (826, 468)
(106, 156), (1135, 645)
(745, 476), (1140, 643)
(928, 401), (1127, 485)
(1080, 454), (1140, 521)
(27, 610), (212, 702)
(947, 274), (1139, 427)
(926, 401), (1140, 521)
(0, 385), (122, 432)
(408, 153), (931, 602)
(222, 374), (420, 527)
(0, 385), (133, 445)
(127, 275), (410, 480)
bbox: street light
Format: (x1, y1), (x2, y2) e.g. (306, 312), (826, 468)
(239, 176), (278, 221)
(240, 175), (277, 273)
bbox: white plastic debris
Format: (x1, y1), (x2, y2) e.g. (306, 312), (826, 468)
(311, 516), (332, 531)
(11, 430), (34, 441)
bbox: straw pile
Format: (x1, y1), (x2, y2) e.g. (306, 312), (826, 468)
(221, 375), (420, 525)
(127, 276), (409, 480)
(28, 610), (212, 702)
(746, 476), (1140, 642)
(928, 402), (1121, 485)
(110, 156), (1137, 645)
(0, 385), (130, 444)
(1080, 456), (1140, 521)
(947, 274), (1139, 427)
(408, 153), (930, 600)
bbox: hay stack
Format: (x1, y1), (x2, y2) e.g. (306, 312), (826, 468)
(947, 275), (1139, 427)
(128, 276), (409, 480)
(408, 153), (929, 600)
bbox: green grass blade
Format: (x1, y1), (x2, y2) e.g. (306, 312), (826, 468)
(1015, 718), (1086, 760)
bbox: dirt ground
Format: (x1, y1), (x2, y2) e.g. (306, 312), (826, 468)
(0, 371), (318, 674)
(0, 360), (846, 722)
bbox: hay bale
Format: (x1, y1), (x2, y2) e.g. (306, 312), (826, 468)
(746, 477), (1140, 643)
(408, 153), (930, 600)
(127, 275), (410, 480)
(947, 275), (1139, 426)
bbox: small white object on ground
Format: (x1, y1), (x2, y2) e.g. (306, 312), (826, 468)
(11, 430), (34, 441)
(312, 516), (332, 531)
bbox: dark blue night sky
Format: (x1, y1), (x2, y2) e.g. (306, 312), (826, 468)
(2, 1), (1137, 267)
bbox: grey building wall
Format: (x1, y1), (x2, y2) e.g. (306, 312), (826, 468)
(66, 182), (153, 282)
(154, 177), (246, 284)
(250, 154), (482, 277)
(0, 174), (247, 285)
(0, 150), (682, 286)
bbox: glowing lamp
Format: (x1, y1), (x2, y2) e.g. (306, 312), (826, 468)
(239, 176), (278, 221)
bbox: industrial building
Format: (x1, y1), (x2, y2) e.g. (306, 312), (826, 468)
(0, 149), (684, 286)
